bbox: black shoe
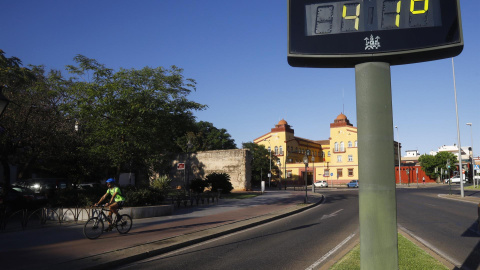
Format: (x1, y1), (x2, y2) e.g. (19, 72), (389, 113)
(104, 225), (113, 232)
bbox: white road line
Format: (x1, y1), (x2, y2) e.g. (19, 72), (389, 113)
(305, 233), (356, 270)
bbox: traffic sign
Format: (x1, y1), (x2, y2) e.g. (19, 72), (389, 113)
(474, 165), (479, 170)
(177, 163), (185, 170)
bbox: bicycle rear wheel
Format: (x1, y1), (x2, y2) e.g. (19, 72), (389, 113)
(84, 217), (104, 239)
(116, 214), (132, 234)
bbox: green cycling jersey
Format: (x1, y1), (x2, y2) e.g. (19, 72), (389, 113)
(106, 186), (125, 202)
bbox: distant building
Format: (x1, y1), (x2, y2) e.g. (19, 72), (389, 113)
(253, 114), (400, 186)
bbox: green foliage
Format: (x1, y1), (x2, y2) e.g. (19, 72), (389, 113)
(122, 185), (164, 206)
(419, 152), (457, 179)
(151, 175), (171, 191)
(205, 172), (233, 194)
(242, 142), (279, 187)
(178, 121), (237, 152)
(190, 178), (208, 193)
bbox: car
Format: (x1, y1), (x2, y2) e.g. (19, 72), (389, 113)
(314, 180), (328, 188)
(0, 186), (47, 212)
(347, 180), (359, 188)
(444, 176), (466, 184)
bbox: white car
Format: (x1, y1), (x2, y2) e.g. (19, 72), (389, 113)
(444, 176), (466, 184)
(314, 180), (328, 188)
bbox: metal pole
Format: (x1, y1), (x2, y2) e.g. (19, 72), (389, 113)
(355, 62), (398, 270)
(452, 58), (464, 197)
(304, 163), (308, 203)
(467, 123), (475, 187)
(395, 126), (401, 185)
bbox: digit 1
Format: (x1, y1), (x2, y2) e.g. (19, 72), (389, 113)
(410, 0), (429, 15)
(395, 1), (401, 27)
(342, 3), (361, 30)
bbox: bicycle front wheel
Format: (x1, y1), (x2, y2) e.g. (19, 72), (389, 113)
(84, 217), (104, 239)
(116, 214), (132, 234)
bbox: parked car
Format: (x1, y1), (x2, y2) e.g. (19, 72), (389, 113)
(0, 186), (47, 212)
(314, 180), (328, 188)
(18, 178), (68, 194)
(444, 176), (466, 184)
(347, 180), (359, 188)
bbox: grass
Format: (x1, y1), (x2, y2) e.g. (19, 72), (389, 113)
(465, 185), (480, 190)
(330, 233), (448, 270)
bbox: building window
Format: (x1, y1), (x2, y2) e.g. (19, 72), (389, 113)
(348, 141), (352, 147)
(348, 155), (353, 162)
(280, 146), (283, 155)
(337, 169), (343, 177)
(340, 142), (345, 152)
(324, 169), (330, 176)
(348, 169), (354, 176)
(355, 141), (358, 147)
(287, 171), (292, 178)
(328, 151), (331, 156)
(337, 155), (342, 162)
(275, 146), (278, 155)
(334, 142), (339, 152)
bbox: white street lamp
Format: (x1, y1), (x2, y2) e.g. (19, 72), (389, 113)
(395, 126), (401, 185)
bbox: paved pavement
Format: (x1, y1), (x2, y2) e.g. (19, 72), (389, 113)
(0, 189), (324, 270)
(1, 186), (478, 270)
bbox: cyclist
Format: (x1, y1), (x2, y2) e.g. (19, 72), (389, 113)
(94, 178), (125, 231)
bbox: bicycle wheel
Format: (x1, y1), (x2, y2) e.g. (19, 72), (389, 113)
(116, 214), (132, 234)
(84, 217), (104, 239)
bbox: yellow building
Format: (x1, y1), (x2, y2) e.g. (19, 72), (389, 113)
(253, 114), (362, 186)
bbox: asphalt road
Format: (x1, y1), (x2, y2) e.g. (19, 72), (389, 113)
(118, 190), (360, 270)
(397, 185), (480, 270)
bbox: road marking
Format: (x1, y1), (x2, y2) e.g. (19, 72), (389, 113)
(320, 209), (343, 220)
(305, 233), (356, 270)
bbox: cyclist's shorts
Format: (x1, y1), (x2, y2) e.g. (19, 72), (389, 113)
(116, 201), (125, 208)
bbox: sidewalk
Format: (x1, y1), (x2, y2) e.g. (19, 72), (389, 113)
(0, 190), (324, 270)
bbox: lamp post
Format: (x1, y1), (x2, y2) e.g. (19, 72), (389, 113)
(303, 155), (308, 203)
(467, 123), (474, 186)
(264, 139), (272, 187)
(0, 89), (10, 118)
(311, 156), (315, 193)
(186, 139), (193, 195)
(452, 58), (464, 197)
(277, 159), (281, 190)
(395, 126), (401, 185)
(284, 151), (288, 190)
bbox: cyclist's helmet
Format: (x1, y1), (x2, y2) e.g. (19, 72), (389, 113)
(106, 178), (115, 183)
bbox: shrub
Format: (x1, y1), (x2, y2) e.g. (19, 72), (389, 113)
(205, 173), (233, 194)
(190, 178), (208, 193)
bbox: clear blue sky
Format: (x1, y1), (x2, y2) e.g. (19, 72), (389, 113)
(1, 0), (479, 156)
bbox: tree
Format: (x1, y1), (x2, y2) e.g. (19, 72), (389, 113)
(419, 152), (457, 179)
(178, 121), (236, 152)
(242, 142), (279, 187)
(62, 55), (207, 179)
(205, 172), (233, 194)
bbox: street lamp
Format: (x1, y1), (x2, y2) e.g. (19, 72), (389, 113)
(311, 156), (315, 193)
(467, 123), (475, 187)
(264, 139), (272, 187)
(395, 126), (401, 185)
(303, 155), (309, 203)
(0, 90), (10, 118)
(276, 159), (281, 190)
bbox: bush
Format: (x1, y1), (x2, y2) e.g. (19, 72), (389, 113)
(190, 178), (208, 193)
(205, 173), (233, 194)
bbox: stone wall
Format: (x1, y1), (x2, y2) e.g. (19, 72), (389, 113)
(171, 149), (252, 191)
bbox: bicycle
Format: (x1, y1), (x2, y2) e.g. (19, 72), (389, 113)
(83, 205), (132, 239)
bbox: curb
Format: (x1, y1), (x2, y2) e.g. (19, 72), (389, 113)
(51, 195), (325, 270)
